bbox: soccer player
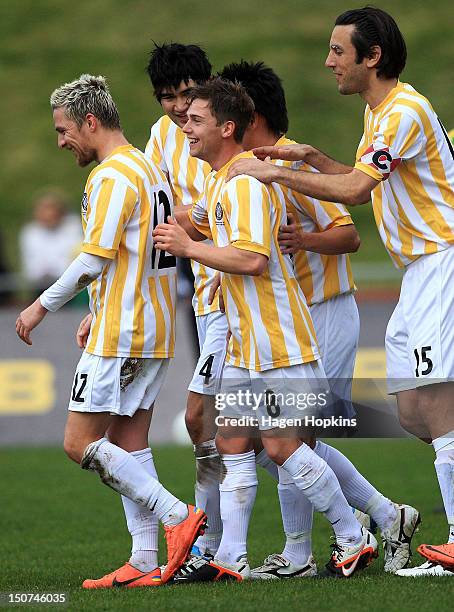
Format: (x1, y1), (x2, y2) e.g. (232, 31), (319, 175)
(15, 74), (207, 587)
(227, 7), (454, 577)
(219, 59), (419, 577)
(220, 59), (420, 576)
(153, 77), (378, 580)
(144, 42), (225, 558)
(144, 43), (279, 559)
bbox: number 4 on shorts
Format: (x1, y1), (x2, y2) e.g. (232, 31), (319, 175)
(199, 355), (215, 385)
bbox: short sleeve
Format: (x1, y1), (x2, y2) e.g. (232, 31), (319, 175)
(227, 177), (271, 257)
(82, 177), (137, 259)
(189, 196), (212, 240)
(355, 111), (425, 181)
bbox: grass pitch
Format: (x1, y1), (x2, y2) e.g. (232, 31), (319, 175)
(1, 439), (452, 611)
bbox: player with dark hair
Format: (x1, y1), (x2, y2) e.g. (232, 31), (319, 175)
(228, 7), (454, 577)
(334, 7), (406, 81)
(147, 42), (212, 102)
(145, 42), (229, 561)
(220, 59), (418, 578)
(153, 77), (378, 582)
(220, 60), (288, 137)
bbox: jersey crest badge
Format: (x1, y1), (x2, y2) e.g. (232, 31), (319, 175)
(215, 202), (224, 225)
(81, 192), (88, 217)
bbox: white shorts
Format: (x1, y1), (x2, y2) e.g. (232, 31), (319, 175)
(68, 352), (169, 417)
(188, 311), (228, 396)
(386, 247), (454, 394)
(310, 292), (359, 405)
(217, 361), (329, 430)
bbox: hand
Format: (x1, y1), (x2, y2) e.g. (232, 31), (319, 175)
(278, 212), (309, 254)
(252, 144), (313, 162)
(16, 298), (48, 346)
(208, 272), (225, 313)
(76, 312), (93, 348)
(152, 216), (193, 258)
(226, 158), (278, 183)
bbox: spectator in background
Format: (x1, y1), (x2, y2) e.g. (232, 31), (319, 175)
(19, 190), (82, 299)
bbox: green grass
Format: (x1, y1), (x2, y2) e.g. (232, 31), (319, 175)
(1, 440), (452, 611)
(1, 0), (454, 274)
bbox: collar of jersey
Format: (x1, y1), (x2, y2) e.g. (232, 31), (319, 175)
(276, 134), (295, 147)
(103, 144), (135, 162)
(369, 81), (406, 115)
(212, 150), (255, 179)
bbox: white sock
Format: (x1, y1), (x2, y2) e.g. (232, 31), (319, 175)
(433, 433), (454, 543)
(192, 439), (222, 555)
(315, 441), (397, 531)
(282, 443), (362, 546)
(82, 438), (188, 526)
(215, 451), (258, 565)
(255, 448), (279, 480)
(277, 465), (313, 565)
(120, 448), (159, 572)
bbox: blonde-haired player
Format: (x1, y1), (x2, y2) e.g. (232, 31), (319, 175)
(16, 74), (206, 587)
(228, 8), (454, 577)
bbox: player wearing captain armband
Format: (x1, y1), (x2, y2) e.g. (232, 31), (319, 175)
(227, 7), (454, 577)
(16, 74), (207, 588)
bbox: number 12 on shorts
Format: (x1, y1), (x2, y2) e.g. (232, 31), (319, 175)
(413, 346), (433, 377)
(71, 373), (88, 402)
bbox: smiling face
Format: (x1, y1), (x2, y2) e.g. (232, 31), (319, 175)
(53, 107), (97, 167)
(159, 79), (197, 128)
(325, 24), (370, 95)
(182, 98), (224, 164)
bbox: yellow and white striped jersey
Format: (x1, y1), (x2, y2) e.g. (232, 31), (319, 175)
(355, 81), (454, 268)
(81, 144), (177, 358)
(189, 151), (320, 372)
(145, 115), (219, 315)
(273, 136), (355, 305)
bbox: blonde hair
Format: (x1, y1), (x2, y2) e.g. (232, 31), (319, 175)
(50, 74), (120, 129)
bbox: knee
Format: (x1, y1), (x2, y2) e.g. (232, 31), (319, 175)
(261, 441), (286, 466)
(397, 405), (421, 436)
(215, 432), (252, 455)
(63, 433), (84, 464)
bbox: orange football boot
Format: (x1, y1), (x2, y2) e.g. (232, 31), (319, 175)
(418, 543), (454, 570)
(82, 563), (162, 589)
(161, 505), (208, 584)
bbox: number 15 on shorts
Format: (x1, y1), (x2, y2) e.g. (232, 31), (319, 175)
(413, 345), (433, 377)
